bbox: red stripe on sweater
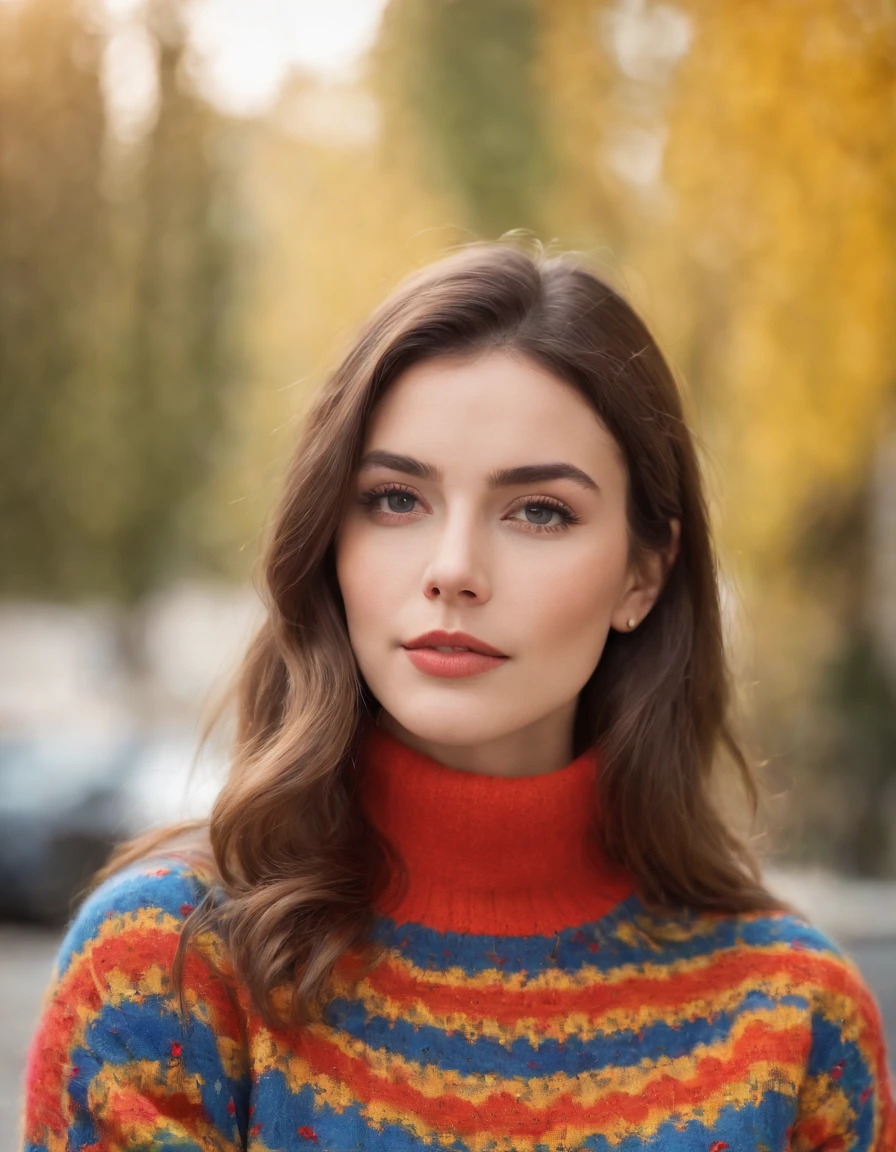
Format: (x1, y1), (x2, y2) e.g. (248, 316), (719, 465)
(353, 944), (871, 1031)
(288, 1015), (807, 1139)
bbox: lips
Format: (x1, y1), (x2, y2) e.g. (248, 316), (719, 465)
(403, 646), (508, 679)
(402, 629), (507, 658)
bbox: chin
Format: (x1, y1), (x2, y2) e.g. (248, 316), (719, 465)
(378, 705), (515, 751)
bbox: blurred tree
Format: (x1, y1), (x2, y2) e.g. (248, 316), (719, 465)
(815, 629), (896, 876)
(653, 0), (896, 569)
(778, 441), (896, 875)
(535, 0), (640, 264)
(380, 0), (549, 238)
(109, 0), (240, 601)
(0, 0), (107, 596)
(0, 0), (241, 603)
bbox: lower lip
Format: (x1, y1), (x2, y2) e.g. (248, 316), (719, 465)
(402, 647), (508, 678)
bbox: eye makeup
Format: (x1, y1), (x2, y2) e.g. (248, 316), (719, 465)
(357, 482), (583, 534)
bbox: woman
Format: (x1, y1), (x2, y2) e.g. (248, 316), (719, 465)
(21, 242), (895, 1151)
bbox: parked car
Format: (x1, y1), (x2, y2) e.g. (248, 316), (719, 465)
(0, 728), (223, 924)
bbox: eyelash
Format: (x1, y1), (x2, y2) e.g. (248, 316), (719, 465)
(357, 483), (583, 534)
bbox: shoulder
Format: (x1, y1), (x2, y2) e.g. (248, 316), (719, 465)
(624, 901), (895, 1141)
(630, 896), (856, 962)
(706, 904), (882, 1011)
(33, 851), (244, 1066)
(39, 852), (239, 1040)
(624, 898), (889, 1030)
(733, 907), (896, 1148)
(622, 895), (845, 963)
(652, 903), (895, 1136)
(22, 855), (251, 1149)
(53, 852), (221, 983)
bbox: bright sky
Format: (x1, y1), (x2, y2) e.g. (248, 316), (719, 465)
(184, 0), (390, 112)
(101, 0), (390, 135)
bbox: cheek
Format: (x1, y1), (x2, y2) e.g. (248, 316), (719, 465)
(512, 538), (626, 645)
(530, 574), (615, 658)
(334, 522), (407, 634)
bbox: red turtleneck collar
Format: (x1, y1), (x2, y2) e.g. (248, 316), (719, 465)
(357, 719), (637, 936)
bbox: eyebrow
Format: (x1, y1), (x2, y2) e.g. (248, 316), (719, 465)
(358, 450), (599, 492)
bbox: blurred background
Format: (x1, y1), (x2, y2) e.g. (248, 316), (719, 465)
(2, 0), (895, 1135)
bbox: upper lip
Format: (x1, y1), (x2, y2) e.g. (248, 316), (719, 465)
(403, 630), (508, 657)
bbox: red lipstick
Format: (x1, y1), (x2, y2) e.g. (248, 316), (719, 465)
(402, 629), (509, 678)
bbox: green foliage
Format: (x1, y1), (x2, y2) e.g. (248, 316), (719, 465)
(0, 0), (242, 602)
(382, 0), (549, 238)
(110, 7), (240, 600)
(817, 630), (896, 876)
(0, 0), (107, 596)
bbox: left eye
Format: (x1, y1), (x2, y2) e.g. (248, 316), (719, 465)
(383, 491), (416, 514)
(513, 503), (560, 526)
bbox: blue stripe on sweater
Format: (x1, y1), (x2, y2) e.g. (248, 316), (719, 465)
(370, 903), (841, 975)
(807, 1011), (877, 1147)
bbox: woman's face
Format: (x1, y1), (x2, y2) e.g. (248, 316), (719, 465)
(334, 349), (673, 776)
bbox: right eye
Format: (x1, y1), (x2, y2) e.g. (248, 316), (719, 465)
(358, 484), (422, 519)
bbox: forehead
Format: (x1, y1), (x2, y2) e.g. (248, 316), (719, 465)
(364, 350), (625, 473)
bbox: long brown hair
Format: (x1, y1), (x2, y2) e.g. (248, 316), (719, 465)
(91, 239), (787, 1029)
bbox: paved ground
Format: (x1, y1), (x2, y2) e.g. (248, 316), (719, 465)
(4, 924), (895, 1152)
(1, 926), (60, 1152)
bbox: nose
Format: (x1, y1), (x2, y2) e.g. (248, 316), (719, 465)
(422, 507), (492, 604)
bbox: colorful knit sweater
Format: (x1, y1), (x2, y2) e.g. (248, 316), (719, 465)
(21, 722), (896, 1151)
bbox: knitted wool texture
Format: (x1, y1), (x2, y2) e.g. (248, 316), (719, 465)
(21, 722), (896, 1151)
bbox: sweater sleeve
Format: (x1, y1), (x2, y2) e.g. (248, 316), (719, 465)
(791, 939), (896, 1151)
(19, 856), (250, 1152)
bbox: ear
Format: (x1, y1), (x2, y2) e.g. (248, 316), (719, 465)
(610, 518), (681, 633)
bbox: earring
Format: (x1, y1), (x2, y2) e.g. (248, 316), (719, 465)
(627, 618), (636, 629)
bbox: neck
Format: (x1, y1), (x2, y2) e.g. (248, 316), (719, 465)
(358, 718), (637, 936)
(375, 708), (576, 778)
